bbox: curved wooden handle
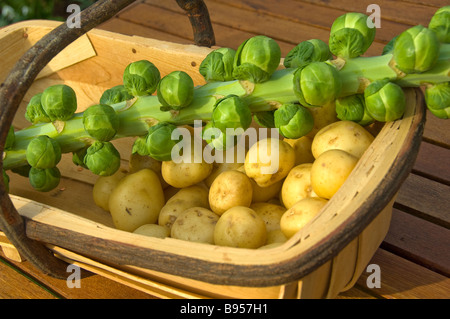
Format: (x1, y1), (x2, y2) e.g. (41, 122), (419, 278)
(0, 0), (215, 279)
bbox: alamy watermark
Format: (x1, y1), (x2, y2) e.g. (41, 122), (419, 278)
(366, 263), (381, 288)
(66, 264), (81, 288)
(66, 4), (81, 29)
(367, 4), (381, 29)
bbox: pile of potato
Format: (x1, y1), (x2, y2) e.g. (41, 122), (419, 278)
(93, 120), (375, 249)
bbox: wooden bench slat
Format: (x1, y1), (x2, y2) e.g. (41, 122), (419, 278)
(395, 173), (450, 228)
(356, 249), (450, 299)
(413, 141), (450, 185)
(382, 208), (450, 277)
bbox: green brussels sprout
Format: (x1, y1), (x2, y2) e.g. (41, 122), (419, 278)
(72, 147), (88, 168)
(335, 94), (374, 126)
(393, 25), (440, 74)
(212, 95), (252, 133)
(123, 60), (161, 97)
(40, 84), (77, 121)
(425, 82), (450, 119)
(293, 61), (342, 107)
(202, 121), (237, 151)
(25, 93), (51, 124)
(157, 71), (194, 111)
(82, 104), (119, 142)
(26, 135), (62, 169)
(253, 110), (275, 128)
(145, 122), (183, 161)
(382, 36), (398, 55)
(428, 6), (450, 43)
(364, 79), (406, 122)
(29, 167), (61, 192)
(284, 39), (332, 69)
(5, 126), (15, 149)
(329, 12), (376, 59)
(132, 136), (150, 156)
(233, 35), (281, 83)
(274, 103), (314, 139)
(83, 141), (121, 176)
(2, 169), (9, 193)
(100, 85), (134, 105)
(199, 47), (236, 82)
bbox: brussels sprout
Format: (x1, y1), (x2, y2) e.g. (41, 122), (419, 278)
(5, 126), (15, 149)
(72, 147), (88, 168)
(157, 71), (194, 111)
(29, 167), (61, 192)
(329, 12), (376, 59)
(293, 61), (342, 107)
(199, 47), (236, 82)
(11, 165), (31, 178)
(212, 94), (252, 133)
(202, 121), (236, 151)
(2, 169), (9, 193)
(123, 60), (161, 96)
(335, 94), (374, 125)
(145, 122), (183, 161)
(233, 35), (281, 83)
(393, 25), (440, 74)
(284, 39), (332, 69)
(100, 85), (134, 105)
(41, 84), (77, 121)
(274, 103), (314, 139)
(425, 82), (450, 119)
(364, 79), (406, 122)
(132, 136), (150, 156)
(428, 6), (450, 43)
(382, 36), (398, 55)
(26, 135), (62, 169)
(253, 110), (275, 128)
(83, 141), (121, 176)
(25, 93), (51, 124)
(82, 104), (119, 142)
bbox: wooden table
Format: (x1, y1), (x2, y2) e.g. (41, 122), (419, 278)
(1, 0), (449, 299)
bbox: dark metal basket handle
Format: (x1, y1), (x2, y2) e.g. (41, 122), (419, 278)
(0, 0), (214, 278)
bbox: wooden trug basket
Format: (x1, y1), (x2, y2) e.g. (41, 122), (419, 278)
(0, 5), (426, 299)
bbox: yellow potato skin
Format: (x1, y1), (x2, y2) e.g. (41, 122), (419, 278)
(109, 169), (165, 232)
(244, 138), (295, 187)
(209, 170), (253, 216)
(311, 149), (359, 199)
(311, 120), (374, 159)
(283, 136), (315, 166)
(250, 202), (286, 232)
(280, 163), (318, 209)
(214, 206), (267, 249)
(92, 169), (127, 211)
(133, 224), (170, 238)
(170, 207), (219, 244)
(280, 197), (328, 238)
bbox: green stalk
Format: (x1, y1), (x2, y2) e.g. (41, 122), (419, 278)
(3, 46), (449, 171)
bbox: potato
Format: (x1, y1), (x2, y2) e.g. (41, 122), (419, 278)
(129, 153), (168, 188)
(109, 169), (165, 232)
(92, 169), (127, 211)
(280, 197), (328, 238)
(209, 170), (253, 215)
(280, 163), (318, 209)
(283, 136), (315, 165)
(244, 138), (295, 187)
(214, 206), (267, 248)
(161, 144), (213, 188)
(265, 229), (288, 245)
(250, 178), (283, 203)
(250, 202), (286, 232)
(311, 120), (374, 159)
(171, 207), (219, 244)
(306, 101), (339, 139)
(133, 224), (170, 239)
(158, 185), (209, 230)
(311, 149), (359, 199)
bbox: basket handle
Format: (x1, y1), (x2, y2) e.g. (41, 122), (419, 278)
(0, 0), (214, 279)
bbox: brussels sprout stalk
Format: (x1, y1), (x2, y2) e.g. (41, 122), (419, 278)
(3, 39), (449, 172)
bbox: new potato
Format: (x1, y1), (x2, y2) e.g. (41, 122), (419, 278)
(214, 206), (267, 248)
(250, 202), (286, 232)
(311, 149), (359, 199)
(170, 207), (219, 244)
(311, 120), (374, 159)
(280, 163), (317, 209)
(109, 169), (165, 232)
(92, 169), (127, 211)
(133, 224), (170, 238)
